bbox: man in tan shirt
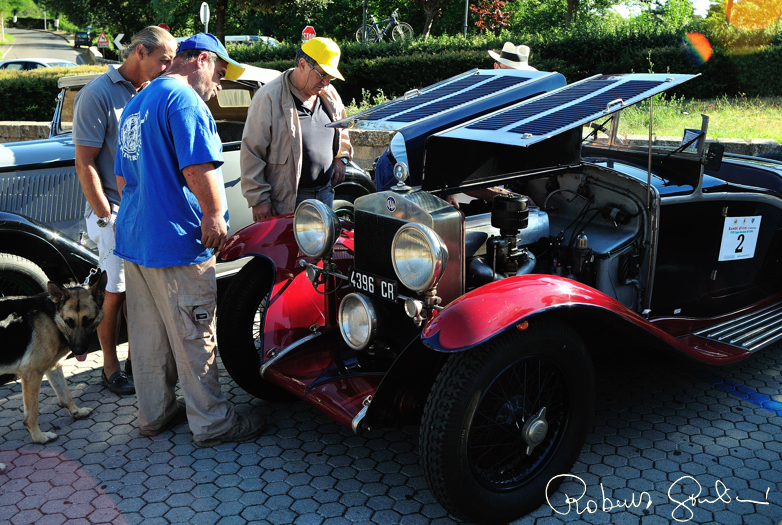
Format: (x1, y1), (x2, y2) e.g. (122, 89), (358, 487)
(240, 37), (352, 221)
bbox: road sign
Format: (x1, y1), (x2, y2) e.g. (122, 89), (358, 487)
(302, 25), (316, 41)
(114, 33), (124, 51)
(96, 31), (109, 48)
(200, 2), (210, 33)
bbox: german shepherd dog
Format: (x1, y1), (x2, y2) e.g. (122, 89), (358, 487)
(0, 271), (107, 443)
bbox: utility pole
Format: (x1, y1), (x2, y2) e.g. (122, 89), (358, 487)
(464, 0), (469, 37)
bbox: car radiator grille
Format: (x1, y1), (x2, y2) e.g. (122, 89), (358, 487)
(0, 171), (85, 224)
(692, 301), (782, 353)
(354, 210), (413, 297)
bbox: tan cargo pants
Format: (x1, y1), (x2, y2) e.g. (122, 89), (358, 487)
(125, 258), (236, 441)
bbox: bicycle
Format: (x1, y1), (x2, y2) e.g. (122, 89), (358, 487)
(355, 9), (414, 43)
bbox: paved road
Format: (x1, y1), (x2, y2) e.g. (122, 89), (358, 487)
(1, 28), (85, 64)
(0, 341), (781, 524)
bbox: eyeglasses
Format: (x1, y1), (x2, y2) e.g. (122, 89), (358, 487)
(309, 66), (334, 82)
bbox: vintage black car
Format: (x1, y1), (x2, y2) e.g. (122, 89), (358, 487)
(215, 69), (782, 523)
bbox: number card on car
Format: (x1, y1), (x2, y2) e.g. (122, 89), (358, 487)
(718, 216), (761, 261)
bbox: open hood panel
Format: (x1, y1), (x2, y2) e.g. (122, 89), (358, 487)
(330, 69), (566, 132)
(422, 73), (697, 193)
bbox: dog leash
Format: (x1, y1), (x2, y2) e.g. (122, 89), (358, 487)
(82, 242), (115, 287)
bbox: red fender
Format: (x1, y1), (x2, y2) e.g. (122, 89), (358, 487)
(421, 274), (752, 365)
(221, 214), (354, 267)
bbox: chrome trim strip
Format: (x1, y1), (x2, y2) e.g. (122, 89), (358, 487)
(260, 332), (322, 379)
(351, 405), (369, 433)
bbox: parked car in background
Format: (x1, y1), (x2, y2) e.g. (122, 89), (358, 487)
(175, 35), (281, 48)
(74, 31), (90, 48)
(215, 69), (782, 523)
(227, 35), (281, 47)
(0, 58), (77, 71)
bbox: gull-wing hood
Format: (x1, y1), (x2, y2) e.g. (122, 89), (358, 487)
(422, 73), (698, 194)
(329, 68), (566, 180)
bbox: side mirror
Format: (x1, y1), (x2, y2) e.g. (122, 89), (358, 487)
(704, 142), (724, 171)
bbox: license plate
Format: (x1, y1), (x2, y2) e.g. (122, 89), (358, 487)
(348, 267), (398, 303)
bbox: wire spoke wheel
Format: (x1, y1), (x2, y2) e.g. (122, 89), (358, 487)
(355, 26), (380, 43)
(391, 22), (414, 41)
(469, 355), (566, 489)
(420, 322), (595, 523)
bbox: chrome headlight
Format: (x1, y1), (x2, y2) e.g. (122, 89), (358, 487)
(339, 293), (378, 350)
(392, 223), (448, 292)
(293, 199), (341, 259)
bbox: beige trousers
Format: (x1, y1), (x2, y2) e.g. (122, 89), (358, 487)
(125, 258), (235, 440)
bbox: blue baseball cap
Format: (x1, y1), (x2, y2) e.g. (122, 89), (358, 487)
(178, 33), (245, 80)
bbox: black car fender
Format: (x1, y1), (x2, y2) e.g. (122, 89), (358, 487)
(0, 211), (97, 284)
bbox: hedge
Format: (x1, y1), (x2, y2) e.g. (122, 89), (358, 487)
(0, 66), (106, 121)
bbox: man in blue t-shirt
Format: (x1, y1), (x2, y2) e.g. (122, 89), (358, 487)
(115, 33), (265, 447)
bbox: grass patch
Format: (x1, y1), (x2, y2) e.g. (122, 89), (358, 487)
(1, 33), (14, 45)
(619, 95), (782, 142)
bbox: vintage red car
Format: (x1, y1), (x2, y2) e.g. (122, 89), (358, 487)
(217, 69), (782, 523)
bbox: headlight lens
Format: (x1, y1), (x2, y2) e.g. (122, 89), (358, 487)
(339, 293), (378, 350)
(293, 199), (341, 259)
(392, 223), (448, 292)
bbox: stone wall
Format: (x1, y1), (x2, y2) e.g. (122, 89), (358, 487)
(0, 122), (52, 143)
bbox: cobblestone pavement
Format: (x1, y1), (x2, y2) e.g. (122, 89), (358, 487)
(1, 340), (781, 525)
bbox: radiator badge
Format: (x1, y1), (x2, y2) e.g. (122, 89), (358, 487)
(386, 196), (396, 213)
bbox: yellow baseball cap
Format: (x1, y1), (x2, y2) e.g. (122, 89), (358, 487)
(301, 37), (344, 81)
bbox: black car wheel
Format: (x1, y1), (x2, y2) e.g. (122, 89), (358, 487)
(217, 258), (294, 401)
(419, 321), (595, 524)
(0, 253), (49, 298)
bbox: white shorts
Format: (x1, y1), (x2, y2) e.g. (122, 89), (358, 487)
(86, 208), (125, 294)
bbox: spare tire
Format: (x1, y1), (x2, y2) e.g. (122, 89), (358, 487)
(0, 253), (49, 298)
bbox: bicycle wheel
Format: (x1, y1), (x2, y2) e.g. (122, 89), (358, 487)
(356, 26), (380, 43)
(391, 22), (414, 41)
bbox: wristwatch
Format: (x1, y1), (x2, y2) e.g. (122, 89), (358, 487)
(96, 216), (111, 228)
(340, 157), (349, 165)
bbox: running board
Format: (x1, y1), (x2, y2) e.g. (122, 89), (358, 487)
(692, 301), (782, 353)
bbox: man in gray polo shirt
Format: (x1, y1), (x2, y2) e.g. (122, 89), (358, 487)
(73, 26), (177, 396)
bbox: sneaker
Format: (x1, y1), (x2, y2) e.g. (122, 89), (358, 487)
(194, 414), (266, 447)
(139, 398), (187, 437)
(124, 357), (133, 377)
(101, 370), (135, 396)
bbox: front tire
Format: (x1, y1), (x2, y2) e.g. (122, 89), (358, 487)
(419, 322), (595, 523)
(391, 22), (414, 41)
(217, 258), (293, 401)
(355, 26), (380, 43)
(0, 253), (49, 298)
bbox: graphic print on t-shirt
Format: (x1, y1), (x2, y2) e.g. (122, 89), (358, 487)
(119, 110), (148, 161)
